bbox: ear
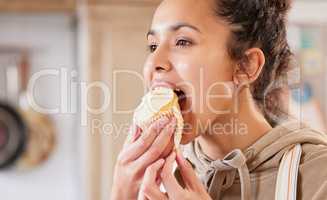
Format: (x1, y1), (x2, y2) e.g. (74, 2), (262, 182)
(233, 48), (265, 84)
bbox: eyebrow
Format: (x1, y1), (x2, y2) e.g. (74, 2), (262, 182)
(146, 22), (201, 38)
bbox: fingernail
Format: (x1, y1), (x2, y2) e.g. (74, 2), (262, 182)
(130, 124), (141, 142)
(156, 116), (170, 129)
(171, 117), (177, 124)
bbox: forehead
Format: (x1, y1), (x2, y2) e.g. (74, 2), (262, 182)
(151, 0), (216, 32)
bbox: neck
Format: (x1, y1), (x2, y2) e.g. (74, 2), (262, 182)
(198, 89), (272, 160)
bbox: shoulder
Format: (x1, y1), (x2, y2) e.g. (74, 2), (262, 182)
(293, 125), (327, 164)
(298, 142), (327, 199)
(299, 126), (327, 163)
(299, 127), (327, 176)
(301, 142), (327, 164)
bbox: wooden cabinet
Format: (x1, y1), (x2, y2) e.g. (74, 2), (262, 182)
(0, 0), (76, 12)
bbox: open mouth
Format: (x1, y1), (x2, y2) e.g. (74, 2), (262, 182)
(150, 82), (188, 114)
(174, 88), (187, 113)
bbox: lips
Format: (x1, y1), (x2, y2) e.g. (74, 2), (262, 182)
(150, 81), (187, 112)
(149, 81), (193, 145)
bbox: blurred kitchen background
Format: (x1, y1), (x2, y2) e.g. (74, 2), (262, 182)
(0, 1), (326, 200)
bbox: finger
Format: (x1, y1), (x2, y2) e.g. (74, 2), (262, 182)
(161, 152), (183, 199)
(135, 117), (176, 168)
(144, 191), (168, 200)
(155, 176), (162, 186)
(139, 159), (168, 200)
(176, 149), (206, 192)
(144, 159), (165, 184)
(119, 116), (170, 163)
(137, 191), (147, 200)
(123, 123), (141, 149)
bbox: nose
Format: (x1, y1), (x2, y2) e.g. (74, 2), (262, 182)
(155, 65), (167, 72)
(147, 46), (172, 74)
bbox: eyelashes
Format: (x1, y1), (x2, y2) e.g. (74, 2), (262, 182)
(147, 38), (194, 53)
(147, 44), (158, 53)
(176, 39), (193, 47)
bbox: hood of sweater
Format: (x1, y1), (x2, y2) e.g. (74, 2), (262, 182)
(183, 120), (327, 200)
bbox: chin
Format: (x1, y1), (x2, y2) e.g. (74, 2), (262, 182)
(160, 131), (197, 158)
(160, 120), (198, 158)
(180, 131), (197, 145)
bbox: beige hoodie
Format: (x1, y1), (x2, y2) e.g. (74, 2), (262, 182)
(178, 120), (327, 200)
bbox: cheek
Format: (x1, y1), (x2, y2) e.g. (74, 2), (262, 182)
(176, 55), (234, 130)
(203, 81), (234, 113)
(176, 62), (233, 110)
(143, 59), (153, 86)
(172, 51), (234, 132)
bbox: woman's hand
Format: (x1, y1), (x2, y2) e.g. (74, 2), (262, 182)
(111, 116), (176, 200)
(138, 150), (212, 200)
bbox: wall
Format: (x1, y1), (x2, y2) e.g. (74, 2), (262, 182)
(78, 4), (158, 200)
(0, 14), (79, 200)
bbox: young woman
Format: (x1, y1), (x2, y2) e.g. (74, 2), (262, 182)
(111, 0), (327, 199)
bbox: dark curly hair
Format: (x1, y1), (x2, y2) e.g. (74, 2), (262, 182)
(214, 0), (294, 127)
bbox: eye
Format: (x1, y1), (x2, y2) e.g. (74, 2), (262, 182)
(176, 39), (193, 47)
(147, 44), (158, 53)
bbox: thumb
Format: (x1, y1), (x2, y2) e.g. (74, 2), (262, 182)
(175, 150), (206, 192)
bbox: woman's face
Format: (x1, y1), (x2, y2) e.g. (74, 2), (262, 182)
(143, 0), (236, 144)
